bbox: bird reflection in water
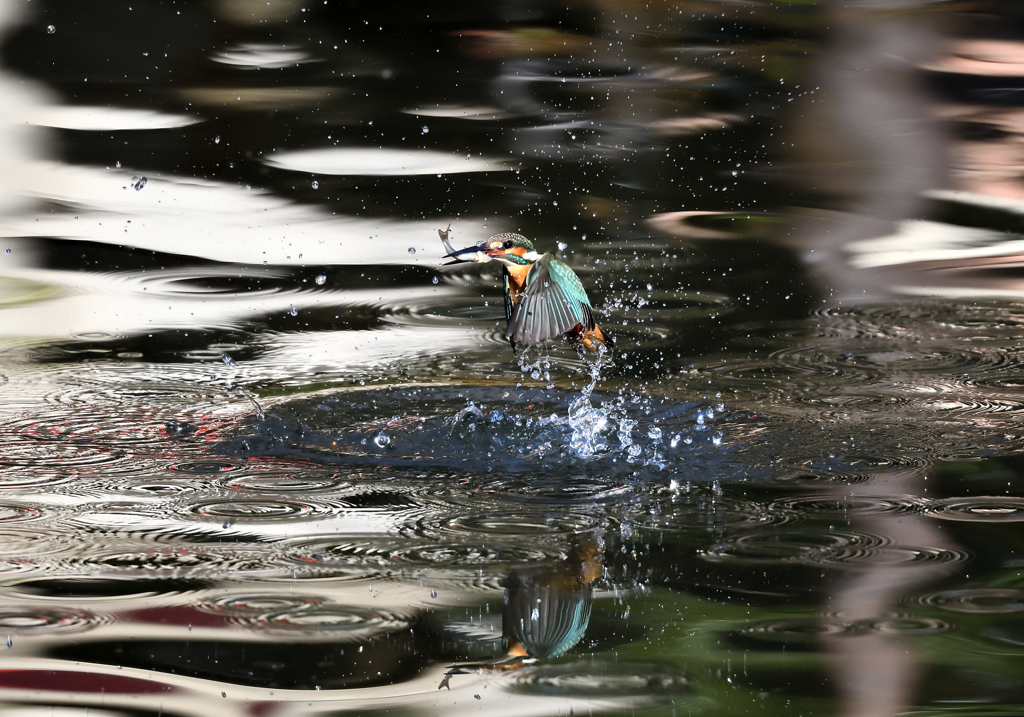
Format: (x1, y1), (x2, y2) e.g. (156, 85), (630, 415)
(438, 531), (603, 690)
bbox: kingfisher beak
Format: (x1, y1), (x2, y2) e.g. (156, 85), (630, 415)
(441, 243), (491, 266)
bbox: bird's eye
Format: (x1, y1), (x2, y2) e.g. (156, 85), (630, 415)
(503, 240), (514, 249)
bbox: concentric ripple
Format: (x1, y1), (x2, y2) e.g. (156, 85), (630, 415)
(75, 546), (296, 578)
(730, 618), (851, 647)
(634, 497), (782, 532)
(925, 496), (1024, 522)
(260, 606), (411, 639)
(200, 592), (324, 618)
(414, 510), (601, 538)
(0, 608), (99, 635)
(0, 504), (45, 523)
(287, 537), (566, 577)
(913, 588), (1024, 614)
(700, 529), (970, 568)
(217, 472), (351, 493)
(0, 442), (122, 487)
(187, 497), (338, 522)
(730, 615), (949, 649)
(769, 494), (924, 518)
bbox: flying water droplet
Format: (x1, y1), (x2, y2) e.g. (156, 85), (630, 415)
(289, 307), (298, 317)
(712, 432), (723, 446)
(132, 176), (147, 191)
(557, 241), (568, 252)
(214, 136), (221, 144)
(221, 354), (237, 368)
(421, 126), (429, 134)
(46, 25), (55, 34)
(430, 589), (437, 598)
(315, 274), (327, 285)
(115, 160), (121, 168)
(311, 180), (319, 189)
(431, 277), (439, 285)
(3, 249), (9, 256)
(373, 433), (390, 449)
(408, 247), (416, 255)
(648, 426), (662, 442)
(245, 184), (251, 190)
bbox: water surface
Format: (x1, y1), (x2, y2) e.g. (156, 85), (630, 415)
(2, 0), (1024, 715)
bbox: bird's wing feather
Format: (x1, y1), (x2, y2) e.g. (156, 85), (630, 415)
(507, 255), (594, 347)
(502, 267), (517, 350)
(502, 266), (515, 327)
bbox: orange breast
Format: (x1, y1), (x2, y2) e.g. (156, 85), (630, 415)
(505, 264), (531, 305)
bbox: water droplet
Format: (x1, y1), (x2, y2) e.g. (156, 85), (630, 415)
(132, 176), (147, 191)
(245, 184), (251, 191)
(552, 200), (558, 206)
(3, 249), (9, 256)
(648, 426), (662, 441)
(696, 413), (705, 426)
(430, 589), (437, 598)
(311, 180), (319, 189)
(289, 307), (298, 317)
(315, 274), (327, 285)
(557, 241), (568, 252)
(5, 636), (11, 647)
(712, 432), (723, 446)
(627, 444), (642, 459)
(214, 136), (221, 144)
(115, 160), (121, 168)
(646, 283), (653, 291)
(221, 354), (237, 368)
(373, 433), (390, 449)
(46, 25), (55, 34)
(431, 277), (438, 285)
(421, 126), (429, 134)
(407, 247), (416, 255)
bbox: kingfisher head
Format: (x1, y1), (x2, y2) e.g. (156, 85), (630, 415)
(443, 233), (540, 266)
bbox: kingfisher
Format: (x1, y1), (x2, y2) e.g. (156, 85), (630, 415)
(439, 227), (611, 353)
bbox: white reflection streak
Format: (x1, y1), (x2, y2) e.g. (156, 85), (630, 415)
(19, 106), (201, 131)
(211, 43), (316, 69)
(0, 160), (486, 265)
(264, 147), (513, 176)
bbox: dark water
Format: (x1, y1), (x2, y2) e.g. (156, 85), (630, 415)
(3, 0), (1024, 714)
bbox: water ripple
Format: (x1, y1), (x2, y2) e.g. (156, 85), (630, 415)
(925, 496), (1024, 522)
(700, 529), (971, 568)
(912, 588), (1024, 613)
(0, 608), (101, 635)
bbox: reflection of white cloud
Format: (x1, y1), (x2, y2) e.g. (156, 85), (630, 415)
(210, 43), (316, 70)
(20, 106), (201, 131)
(0, 160), (485, 266)
(264, 148), (513, 176)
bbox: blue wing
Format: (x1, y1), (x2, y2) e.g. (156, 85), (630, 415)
(506, 255), (594, 347)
